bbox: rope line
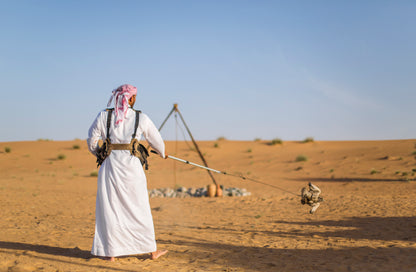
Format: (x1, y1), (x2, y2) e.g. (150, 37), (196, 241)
(222, 172), (300, 196)
(153, 151), (300, 197)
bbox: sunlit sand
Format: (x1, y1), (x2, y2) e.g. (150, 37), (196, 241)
(0, 139), (415, 271)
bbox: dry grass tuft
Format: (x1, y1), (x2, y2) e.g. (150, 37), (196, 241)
(302, 137), (314, 143)
(270, 138), (283, 145)
(295, 155), (308, 162)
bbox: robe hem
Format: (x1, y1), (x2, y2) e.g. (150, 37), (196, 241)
(91, 246), (157, 257)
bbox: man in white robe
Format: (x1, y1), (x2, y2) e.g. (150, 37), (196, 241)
(87, 84), (168, 261)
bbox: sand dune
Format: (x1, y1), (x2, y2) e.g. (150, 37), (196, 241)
(0, 139), (415, 271)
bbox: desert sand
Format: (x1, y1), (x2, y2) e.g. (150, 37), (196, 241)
(0, 139), (415, 271)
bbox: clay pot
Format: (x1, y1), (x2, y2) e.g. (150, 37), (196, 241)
(216, 184), (223, 197)
(207, 184), (216, 197)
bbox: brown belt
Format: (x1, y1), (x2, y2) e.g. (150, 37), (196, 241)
(109, 143), (132, 150)
(96, 139), (149, 169)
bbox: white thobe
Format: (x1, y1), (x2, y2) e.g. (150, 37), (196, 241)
(87, 107), (165, 257)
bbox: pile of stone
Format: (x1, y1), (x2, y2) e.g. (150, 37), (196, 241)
(148, 186), (251, 198)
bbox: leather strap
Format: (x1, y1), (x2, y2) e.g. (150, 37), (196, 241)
(109, 143), (132, 150)
(132, 110), (141, 140)
(106, 108), (114, 139)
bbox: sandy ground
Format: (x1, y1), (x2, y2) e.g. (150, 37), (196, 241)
(0, 139), (415, 272)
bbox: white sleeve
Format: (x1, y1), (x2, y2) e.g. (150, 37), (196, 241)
(140, 113), (165, 158)
(87, 111), (105, 157)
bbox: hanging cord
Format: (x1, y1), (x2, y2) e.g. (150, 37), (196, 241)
(220, 172), (299, 196)
(173, 112), (178, 186)
(176, 116), (194, 151)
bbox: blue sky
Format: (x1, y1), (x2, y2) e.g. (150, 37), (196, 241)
(0, 1), (415, 141)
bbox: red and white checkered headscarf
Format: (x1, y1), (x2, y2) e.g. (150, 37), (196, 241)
(107, 84), (137, 126)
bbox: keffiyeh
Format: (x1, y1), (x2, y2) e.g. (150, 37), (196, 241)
(107, 84), (137, 126)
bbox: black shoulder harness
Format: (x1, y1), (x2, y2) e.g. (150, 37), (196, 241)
(96, 108), (149, 169)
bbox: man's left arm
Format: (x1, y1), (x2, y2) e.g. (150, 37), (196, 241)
(140, 114), (166, 158)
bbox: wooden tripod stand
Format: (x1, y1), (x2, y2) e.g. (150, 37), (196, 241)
(158, 104), (218, 186)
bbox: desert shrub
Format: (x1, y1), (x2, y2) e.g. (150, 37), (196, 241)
(254, 138), (261, 142)
(90, 171), (98, 177)
(214, 142), (219, 148)
(412, 151), (416, 155)
(217, 136), (226, 141)
(295, 155), (308, 162)
(57, 154), (66, 160)
(246, 148), (252, 153)
(270, 138), (283, 145)
(72, 144), (80, 150)
(4, 147), (11, 153)
(302, 137), (314, 143)
(370, 169), (379, 175)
